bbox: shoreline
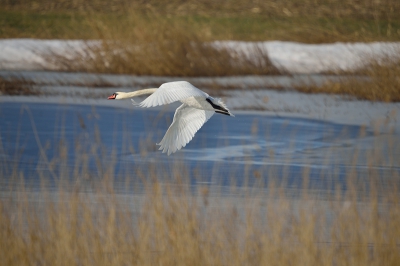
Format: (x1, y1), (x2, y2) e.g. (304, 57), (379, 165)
(2, 90), (399, 134)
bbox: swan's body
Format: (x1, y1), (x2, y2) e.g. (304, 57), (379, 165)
(108, 81), (233, 155)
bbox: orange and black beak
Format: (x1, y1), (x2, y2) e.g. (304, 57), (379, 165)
(108, 93), (116, 100)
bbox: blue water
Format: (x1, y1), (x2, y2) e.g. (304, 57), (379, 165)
(0, 102), (397, 193)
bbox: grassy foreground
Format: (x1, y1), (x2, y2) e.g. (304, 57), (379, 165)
(0, 119), (400, 265)
(1, 180), (400, 265)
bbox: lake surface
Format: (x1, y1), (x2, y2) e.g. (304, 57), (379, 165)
(1, 101), (399, 195)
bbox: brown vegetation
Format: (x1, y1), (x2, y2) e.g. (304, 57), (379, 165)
(1, 173), (399, 265)
(294, 61), (400, 102)
(0, 121), (399, 265)
(2, 0), (399, 20)
(1, 0), (399, 43)
(0, 77), (38, 96)
(48, 20), (280, 76)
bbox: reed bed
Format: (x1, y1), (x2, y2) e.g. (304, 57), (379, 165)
(0, 110), (399, 265)
(1, 167), (399, 265)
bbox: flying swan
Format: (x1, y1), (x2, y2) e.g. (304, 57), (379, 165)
(108, 81), (234, 155)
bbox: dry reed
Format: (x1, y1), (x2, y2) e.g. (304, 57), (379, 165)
(0, 116), (399, 265)
(1, 174), (399, 265)
(44, 12), (280, 76)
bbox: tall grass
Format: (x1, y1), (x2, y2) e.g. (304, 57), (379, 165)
(2, 0), (399, 20)
(1, 169), (400, 265)
(47, 14), (280, 76)
(2, 0), (400, 42)
(1, 109), (399, 265)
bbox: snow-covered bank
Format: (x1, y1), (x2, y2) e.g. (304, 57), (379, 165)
(1, 39), (400, 74)
(0, 39), (100, 71)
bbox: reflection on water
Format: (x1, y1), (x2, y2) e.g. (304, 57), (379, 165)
(0, 102), (399, 194)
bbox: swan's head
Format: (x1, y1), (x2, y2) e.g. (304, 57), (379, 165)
(108, 92), (121, 100)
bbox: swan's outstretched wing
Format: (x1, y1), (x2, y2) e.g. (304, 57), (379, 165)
(140, 81), (209, 108)
(158, 104), (214, 155)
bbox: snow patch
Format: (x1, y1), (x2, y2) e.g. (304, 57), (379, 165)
(0, 39), (100, 71)
(1, 39), (399, 74)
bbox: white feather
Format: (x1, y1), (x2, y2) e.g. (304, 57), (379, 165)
(158, 104), (214, 155)
(140, 81), (209, 108)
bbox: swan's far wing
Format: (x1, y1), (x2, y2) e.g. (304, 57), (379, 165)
(140, 81), (208, 108)
(158, 104), (214, 155)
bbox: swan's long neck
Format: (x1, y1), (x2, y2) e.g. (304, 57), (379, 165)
(118, 88), (157, 99)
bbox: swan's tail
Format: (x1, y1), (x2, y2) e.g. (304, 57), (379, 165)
(214, 98), (235, 117)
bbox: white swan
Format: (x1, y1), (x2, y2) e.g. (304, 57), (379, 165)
(108, 81), (234, 155)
